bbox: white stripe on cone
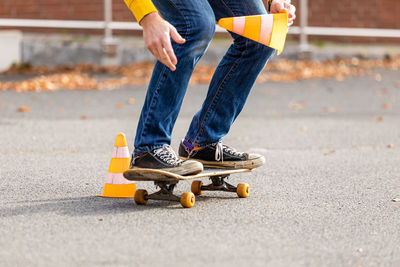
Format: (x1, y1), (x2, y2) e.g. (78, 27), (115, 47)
(233, 16), (245, 36)
(106, 172), (133, 184)
(111, 146), (130, 159)
(259, 14), (273, 46)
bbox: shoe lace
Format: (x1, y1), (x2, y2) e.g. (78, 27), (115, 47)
(215, 142), (243, 162)
(154, 145), (182, 165)
(215, 142), (223, 162)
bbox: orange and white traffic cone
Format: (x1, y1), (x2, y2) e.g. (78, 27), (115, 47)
(218, 11), (288, 55)
(99, 133), (136, 198)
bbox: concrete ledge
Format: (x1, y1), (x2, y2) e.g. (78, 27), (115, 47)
(0, 30), (22, 71)
(10, 33), (400, 67)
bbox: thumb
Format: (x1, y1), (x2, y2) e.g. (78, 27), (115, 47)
(274, 1), (286, 13)
(170, 26), (186, 44)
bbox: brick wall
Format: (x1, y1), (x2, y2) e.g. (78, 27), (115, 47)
(1, 0), (399, 40)
(0, 0), (133, 21)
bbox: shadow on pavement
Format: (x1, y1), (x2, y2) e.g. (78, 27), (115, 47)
(1, 196), (172, 217)
(1, 194), (241, 217)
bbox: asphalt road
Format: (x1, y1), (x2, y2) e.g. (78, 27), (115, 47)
(1, 69), (399, 266)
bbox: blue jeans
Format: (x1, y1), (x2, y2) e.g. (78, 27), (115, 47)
(134, 0), (275, 155)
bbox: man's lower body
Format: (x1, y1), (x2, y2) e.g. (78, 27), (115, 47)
(132, 0), (275, 173)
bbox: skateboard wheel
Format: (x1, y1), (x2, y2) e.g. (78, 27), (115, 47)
(191, 180), (203, 195)
(236, 183), (250, 198)
(180, 192), (195, 208)
(134, 189), (148, 205)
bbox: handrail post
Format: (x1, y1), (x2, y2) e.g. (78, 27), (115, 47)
(299, 0), (310, 55)
(102, 0), (117, 57)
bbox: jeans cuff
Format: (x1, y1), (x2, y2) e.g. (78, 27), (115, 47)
(184, 137), (221, 149)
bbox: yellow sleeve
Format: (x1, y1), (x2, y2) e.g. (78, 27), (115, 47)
(124, 0), (158, 23)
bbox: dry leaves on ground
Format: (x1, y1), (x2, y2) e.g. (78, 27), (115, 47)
(17, 106), (30, 112)
(1, 56), (399, 92)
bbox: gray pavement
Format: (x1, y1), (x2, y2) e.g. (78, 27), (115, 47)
(1, 69), (400, 266)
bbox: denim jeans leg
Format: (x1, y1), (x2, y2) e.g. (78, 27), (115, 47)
(133, 0), (216, 156)
(185, 0), (276, 147)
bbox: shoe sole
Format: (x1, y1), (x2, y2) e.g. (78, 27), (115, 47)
(140, 160), (203, 176)
(179, 155), (265, 170)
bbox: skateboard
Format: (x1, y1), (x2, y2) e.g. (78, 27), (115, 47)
(123, 168), (252, 208)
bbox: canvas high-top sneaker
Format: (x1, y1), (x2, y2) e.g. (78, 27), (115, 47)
(179, 140), (265, 169)
(132, 144), (203, 175)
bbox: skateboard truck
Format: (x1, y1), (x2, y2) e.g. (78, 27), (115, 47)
(124, 167), (253, 208)
(148, 181), (180, 202)
(134, 180), (196, 208)
(191, 174), (250, 198)
(201, 175), (237, 193)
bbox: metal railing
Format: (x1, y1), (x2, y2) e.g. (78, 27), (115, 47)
(0, 0), (399, 52)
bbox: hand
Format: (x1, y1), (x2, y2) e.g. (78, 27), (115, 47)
(140, 12), (186, 71)
(270, 0), (296, 27)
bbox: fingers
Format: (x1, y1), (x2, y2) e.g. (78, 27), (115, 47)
(170, 26), (186, 44)
(142, 14), (185, 71)
(144, 31), (178, 71)
(162, 36), (177, 67)
(284, 2), (296, 26)
(145, 41), (160, 65)
(157, 39), (176, 71)
(274, 1), (286, 13)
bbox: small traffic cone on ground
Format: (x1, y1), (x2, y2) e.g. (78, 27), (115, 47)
(218, 11), (288, 54)
(98, 133), (136, 198)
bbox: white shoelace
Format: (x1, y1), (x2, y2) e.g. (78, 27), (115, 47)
(215, 142), (243, 162)
(154, 145), (182, 165)
(215, 142), (223, 162)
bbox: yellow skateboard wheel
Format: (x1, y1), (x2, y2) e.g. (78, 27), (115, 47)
(180, 192), (195, 208)
(236, 183), (250, 198)
(191, 180), (203, 195)
(134, 189), (148, 205)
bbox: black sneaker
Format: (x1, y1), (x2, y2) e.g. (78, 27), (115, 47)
(131, 144), (203, 176)
(178, 140), (265, 169)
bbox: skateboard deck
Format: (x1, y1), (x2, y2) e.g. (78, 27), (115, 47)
(123, 167), (253, 208)
(123, 167), (251, 182)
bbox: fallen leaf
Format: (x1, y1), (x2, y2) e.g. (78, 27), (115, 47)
(300, 126), (308, 132)
(264, 90), (277, 96)
(115, 103), (123, 109)
(335, 74), (345, 81)
(84, 98), (94, 104)
(289, 102), (305, 112)
(81, 115), (87, 120)
(375, 73), (382, 82)
(17, 106), (30, 112)
(351, 57), (360, 66)
(324, 150), (336, 156)
(377, 88), (389, 95)
(376, 116), (383, 122)
(127, 98), (136, 105)
(383, 104), (391, 110)
(323, 106), (339, 113)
